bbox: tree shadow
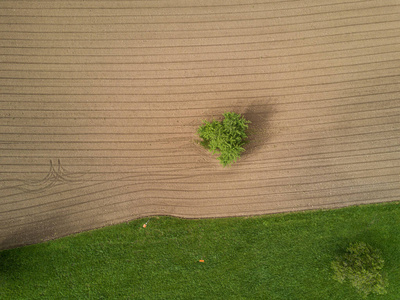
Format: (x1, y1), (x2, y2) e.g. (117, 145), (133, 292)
(241, 101), (275, 158)
(0, 212), (69, 251)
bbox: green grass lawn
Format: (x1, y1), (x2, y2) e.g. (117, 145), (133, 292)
(1, 202), (399, 299)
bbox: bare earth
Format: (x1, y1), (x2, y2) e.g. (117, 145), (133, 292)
(1, 1), (400, 250)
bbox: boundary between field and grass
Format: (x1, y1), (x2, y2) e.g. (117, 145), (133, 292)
(1, 201), (399, 299)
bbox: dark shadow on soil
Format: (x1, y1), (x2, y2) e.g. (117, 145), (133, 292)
(0, 213), (68, 251)
(241, 101), (275, 158)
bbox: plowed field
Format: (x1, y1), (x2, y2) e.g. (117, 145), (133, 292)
(1, 0), (400, 249)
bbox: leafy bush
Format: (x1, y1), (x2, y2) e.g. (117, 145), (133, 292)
(197, 112), (251, 166)
(331, 242), (388, 297)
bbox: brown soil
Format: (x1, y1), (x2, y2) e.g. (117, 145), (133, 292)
(1, 1), (400, 250)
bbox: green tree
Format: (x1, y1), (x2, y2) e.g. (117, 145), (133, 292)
(331, 242), (388, 297)
(197, 112), (251, 167)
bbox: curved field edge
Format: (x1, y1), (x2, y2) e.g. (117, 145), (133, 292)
(1, 201), (399, 300)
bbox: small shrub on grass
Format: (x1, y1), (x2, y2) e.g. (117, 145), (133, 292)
(331, 242), (388, 297)
(197, 112), (251, 167)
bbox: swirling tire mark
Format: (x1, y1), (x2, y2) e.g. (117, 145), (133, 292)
(18, 159), (89, 193)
